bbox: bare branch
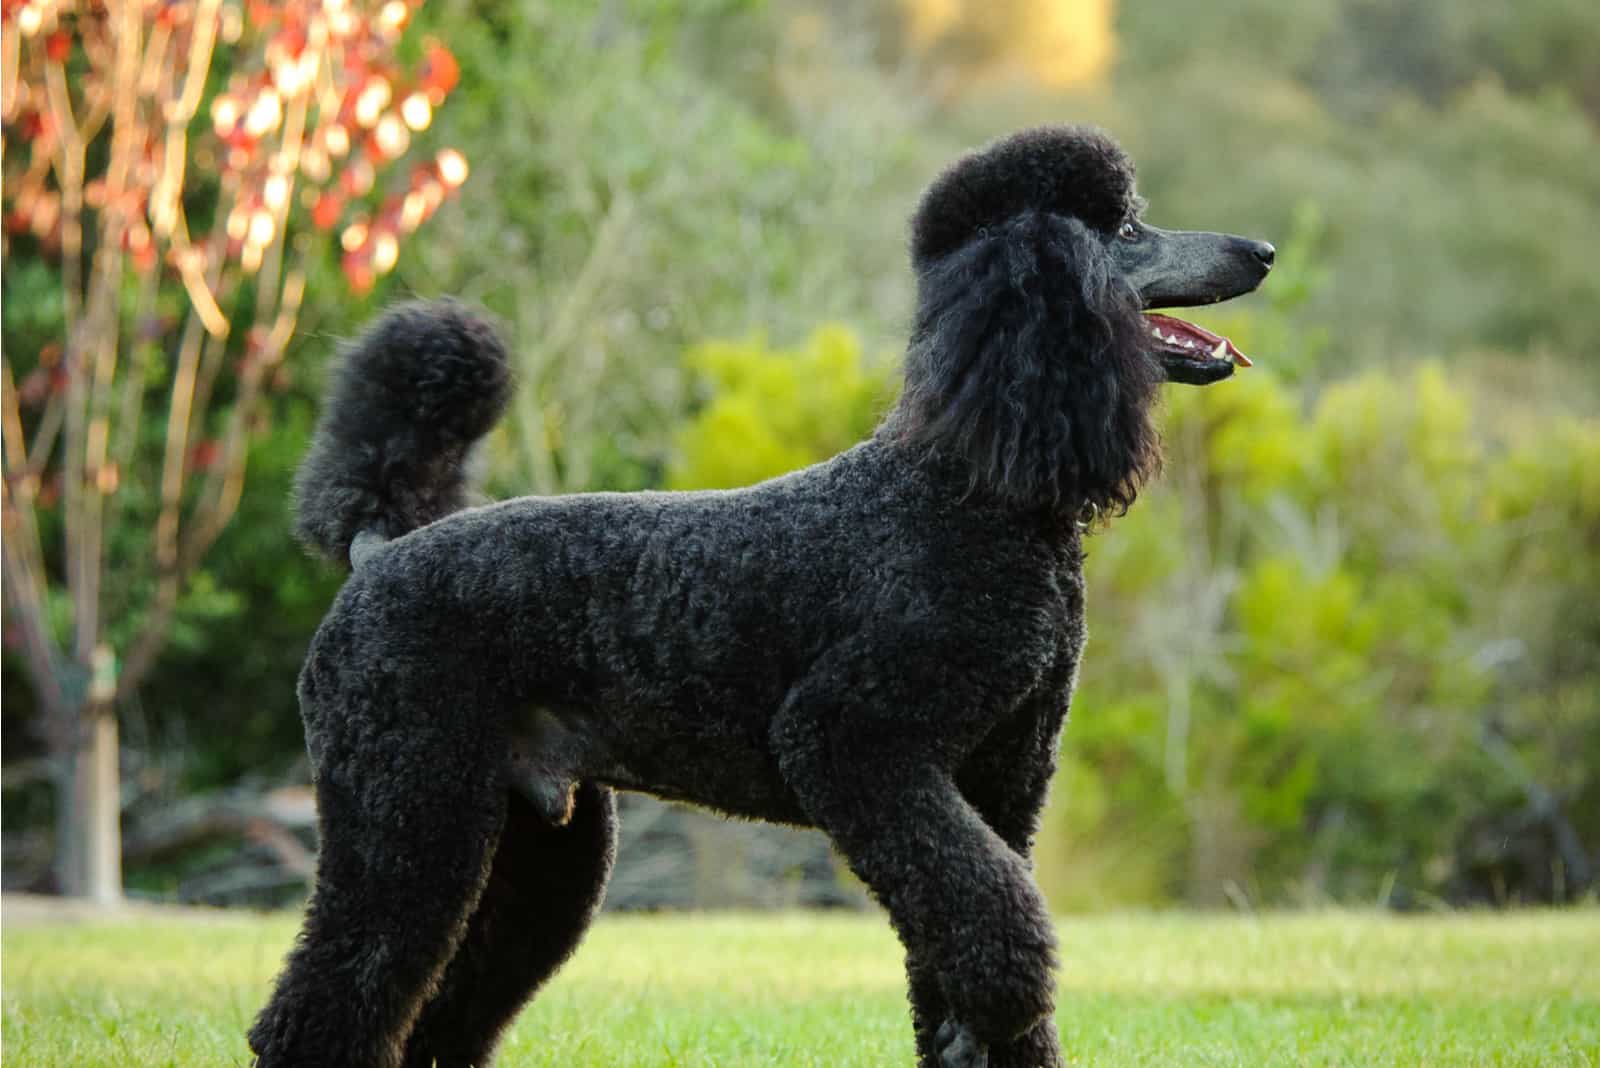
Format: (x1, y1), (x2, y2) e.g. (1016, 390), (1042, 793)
(1, 534), (67, 719)
(1, 359), (48, 588)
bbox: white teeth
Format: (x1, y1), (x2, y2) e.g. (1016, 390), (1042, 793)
(1211, 340), (1227, 359)
(1183, 339), (1196, 349)
(1151, 326), (1163, 338)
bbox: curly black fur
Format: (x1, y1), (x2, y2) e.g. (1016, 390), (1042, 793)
(910, 125), (1136, 266)
(887, 209), (1161, 515)
(889, 124), (1161, 517)
(251, 125), (1258, 1068)
(293, 298), (512, 565)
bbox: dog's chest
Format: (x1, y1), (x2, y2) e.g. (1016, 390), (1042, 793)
(1041, 550), (1089, 690)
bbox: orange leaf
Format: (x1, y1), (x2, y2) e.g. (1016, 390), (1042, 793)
(312, 191), (343, 230)
(420, 41), (459, 100)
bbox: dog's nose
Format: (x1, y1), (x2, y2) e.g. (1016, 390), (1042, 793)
(1251, 241), (1276, 268)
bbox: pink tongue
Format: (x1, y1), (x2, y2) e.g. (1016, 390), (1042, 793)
(1145, 313), (1253, 367)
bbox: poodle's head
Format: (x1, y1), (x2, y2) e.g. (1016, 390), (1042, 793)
(889, 125), (1274, 518)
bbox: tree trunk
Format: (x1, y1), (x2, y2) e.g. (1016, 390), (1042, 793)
(55, 698), (123, 906)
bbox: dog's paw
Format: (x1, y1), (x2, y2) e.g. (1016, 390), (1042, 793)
(936, 1018), (990, 1068)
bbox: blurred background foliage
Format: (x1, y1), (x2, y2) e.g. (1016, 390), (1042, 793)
(4, 0), (1597, 909)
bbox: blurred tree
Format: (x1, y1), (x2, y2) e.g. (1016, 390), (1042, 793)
(0, 0), (466, 901)
(897, 0), (1115, 90)
(407, 0), (923, 496)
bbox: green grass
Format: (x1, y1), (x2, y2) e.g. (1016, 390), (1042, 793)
(3, 909), (1597, 1066)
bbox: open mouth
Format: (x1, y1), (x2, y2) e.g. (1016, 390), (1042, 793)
(1144, 312), (1252, 386)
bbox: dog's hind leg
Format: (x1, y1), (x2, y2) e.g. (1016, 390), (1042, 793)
(248, 636), (510, 1068)
(399, 781), (617, 1068)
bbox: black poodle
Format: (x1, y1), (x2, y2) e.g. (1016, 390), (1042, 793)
(250, 125), (1273, 1068)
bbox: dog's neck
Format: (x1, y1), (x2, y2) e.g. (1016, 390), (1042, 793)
(871, 420), (1098, 544)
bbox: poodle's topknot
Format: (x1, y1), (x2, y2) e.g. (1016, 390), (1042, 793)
(293, 298), (513, 566)
(909, 124), (1135, 271)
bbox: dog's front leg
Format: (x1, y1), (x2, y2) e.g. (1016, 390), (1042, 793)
(769, 655), (1059, 1068)
(951, 691), (1077, 1068)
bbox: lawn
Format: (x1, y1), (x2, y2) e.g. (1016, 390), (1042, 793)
(2, 906), (1596, 1066)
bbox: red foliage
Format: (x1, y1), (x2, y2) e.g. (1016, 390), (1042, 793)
(419, 40), (459, 101)
(312, 190), (343, 230)
(188, 439), (222, 472)
(2, 0), (469, 293)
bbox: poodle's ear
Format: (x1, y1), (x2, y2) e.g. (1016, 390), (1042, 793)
(888, 211), (1162, 516)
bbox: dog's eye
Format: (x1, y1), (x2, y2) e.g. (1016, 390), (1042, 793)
(1118, 221), (1139, 241)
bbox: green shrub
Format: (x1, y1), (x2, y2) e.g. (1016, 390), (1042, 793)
(1053, 363), (1599, 908)
(668, 328), (898, 490)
